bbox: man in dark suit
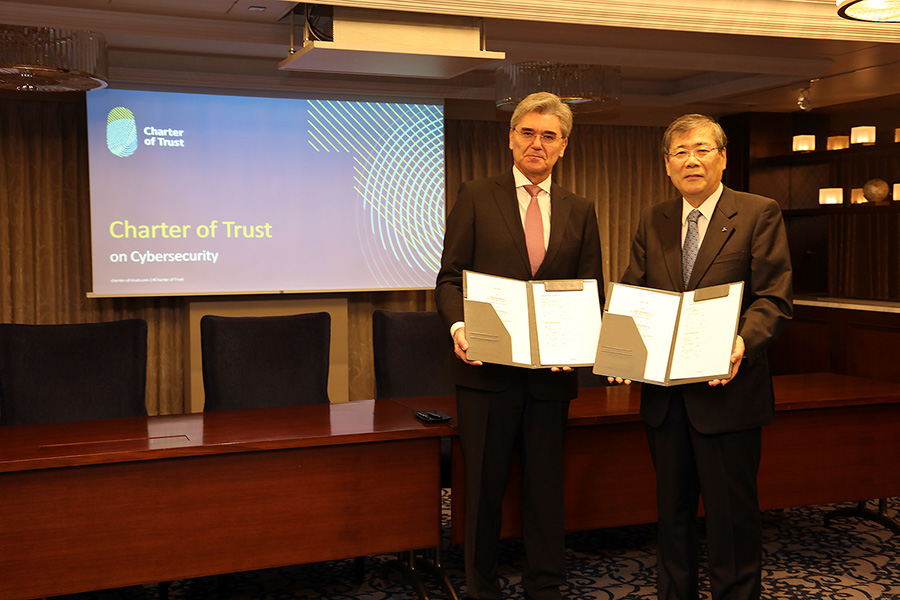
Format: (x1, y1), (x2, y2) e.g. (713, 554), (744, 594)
(619, 113), (793, 600)
(435, 92), (604, 600)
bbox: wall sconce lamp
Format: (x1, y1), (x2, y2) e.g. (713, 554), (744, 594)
(850, 126), (876, 145)
(827, 135), (850, 150)
(819, 188), (843, 205)
(792, 135), (815, 152)
(837, 0), (900, 22)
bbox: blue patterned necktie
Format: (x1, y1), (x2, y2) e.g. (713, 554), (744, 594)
(682, 208), (702, 288)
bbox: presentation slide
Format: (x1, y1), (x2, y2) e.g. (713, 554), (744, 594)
(86, 89), (445, 296)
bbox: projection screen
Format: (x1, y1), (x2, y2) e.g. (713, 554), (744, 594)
(86, 89), (445, 297)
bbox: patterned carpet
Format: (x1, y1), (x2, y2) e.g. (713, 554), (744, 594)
(50, 494), (900, 600)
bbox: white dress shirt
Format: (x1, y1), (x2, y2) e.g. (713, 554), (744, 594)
(681, 182), (723, 248)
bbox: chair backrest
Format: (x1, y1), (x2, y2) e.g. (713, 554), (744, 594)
(200, 312), (331, 411)
(372, 309), (454, 399)
(0, 319), (148, 426)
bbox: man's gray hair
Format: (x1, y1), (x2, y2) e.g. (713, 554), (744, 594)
(510, 92), (574, 139)
(662, 113), (727, 155)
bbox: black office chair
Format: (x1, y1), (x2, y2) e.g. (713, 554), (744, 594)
(200, 312), (333, 596)
(200, 312), (331, 411)
(372, 309), (455, 401)
(372, 309), (458, 600)
(0, 319), (148, 426)
(0, 319), (165, 597)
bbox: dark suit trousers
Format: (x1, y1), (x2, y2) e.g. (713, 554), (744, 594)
(645, 391), (763, 600)
(457, 381), (569, 600)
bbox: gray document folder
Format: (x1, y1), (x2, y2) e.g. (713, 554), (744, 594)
(463, 271), (601, 369)
(593, 281), (743, 386)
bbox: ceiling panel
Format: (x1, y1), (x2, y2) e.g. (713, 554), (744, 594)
(1, 0), (899, 123)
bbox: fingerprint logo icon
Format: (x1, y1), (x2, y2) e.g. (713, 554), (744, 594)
(107, 107), (138, 157)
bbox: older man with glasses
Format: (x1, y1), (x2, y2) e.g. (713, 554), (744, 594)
(435, 92), (604, 600)
(617, 113), (793, 600)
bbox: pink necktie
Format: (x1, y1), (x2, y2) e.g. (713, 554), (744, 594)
(523, 184), (545, 276)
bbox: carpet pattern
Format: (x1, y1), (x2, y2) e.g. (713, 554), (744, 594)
(50, 495), (900, 600)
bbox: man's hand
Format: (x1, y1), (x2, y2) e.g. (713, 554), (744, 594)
(709, 335), (744, 386)
(453, 327), (483, 366)
(607, 376), (632, 385)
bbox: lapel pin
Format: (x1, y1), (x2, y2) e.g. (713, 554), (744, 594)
(721, 227), (728, 232)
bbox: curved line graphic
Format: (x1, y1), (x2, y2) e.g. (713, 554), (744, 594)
(307, 101), (444, 288)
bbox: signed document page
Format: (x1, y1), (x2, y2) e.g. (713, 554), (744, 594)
(605, 283), (681, 383)
(464, 271), (531, 365)
(668, 283), (743, 381)
(532, 279), (602, 366)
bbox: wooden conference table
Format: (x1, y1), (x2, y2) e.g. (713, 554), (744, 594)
(2, 373), (899, 599)
(401, 372), (900, 543)
(0, 399), (453, 600)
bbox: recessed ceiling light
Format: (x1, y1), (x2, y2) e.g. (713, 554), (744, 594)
(837, 0), (900, 22)
(248, 6), (266, 12)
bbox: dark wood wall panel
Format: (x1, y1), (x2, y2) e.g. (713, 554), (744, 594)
(768, 317), (831, 375)
(845, 323), (900, 383)
(769, 304), (900, 381)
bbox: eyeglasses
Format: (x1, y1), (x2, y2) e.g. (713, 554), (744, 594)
(665, 146), (721, 161)
(511, 128), (564, 144)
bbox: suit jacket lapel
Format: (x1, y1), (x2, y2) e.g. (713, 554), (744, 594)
(492, 173), (532, 274)
(537, 183), (573, 278)
(657, 199), (684, 290)
(687, 187), (738, 289)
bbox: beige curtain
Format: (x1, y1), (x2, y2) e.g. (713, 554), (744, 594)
(1, 96), (672, 411)
(0, 94), (187, 414)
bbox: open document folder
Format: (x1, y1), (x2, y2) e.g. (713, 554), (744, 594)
(593, 281), (744, 386)
(462, 270), (602, 369)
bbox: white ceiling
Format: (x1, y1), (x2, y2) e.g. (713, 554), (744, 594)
(2, 0), (900, 124)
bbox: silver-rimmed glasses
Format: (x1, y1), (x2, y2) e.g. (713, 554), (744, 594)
(511, 128), (564, 144)
(666, 146), (722, 161)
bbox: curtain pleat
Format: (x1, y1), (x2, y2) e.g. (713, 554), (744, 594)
(829, 212), (900, 300)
